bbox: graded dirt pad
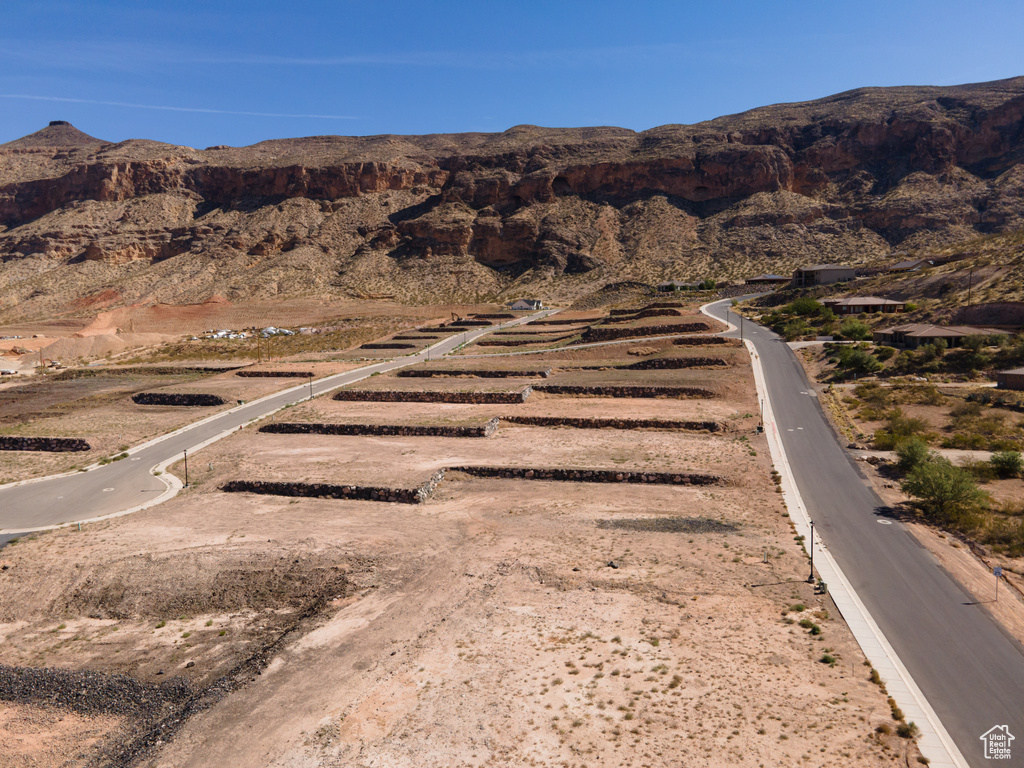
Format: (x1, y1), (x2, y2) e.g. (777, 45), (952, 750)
(0, 331), (918, 766)
(0, 362), (365, 481)
(0, 701), (123, 768)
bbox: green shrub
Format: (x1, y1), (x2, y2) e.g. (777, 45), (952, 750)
(896, 721), (920, 739)
(874, 345), (896, 361)
(839, 319), (872, 341)
(874, 409), (930, 449)
(788, 297), (824, 316)
(983, 518), (1024, 556)
(991, 450), (1023, 478)
(901, 457), (986, 530)
(895, 437), (930, 474)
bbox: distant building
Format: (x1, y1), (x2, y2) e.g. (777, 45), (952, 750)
(873, 323), (1000, 349)
(656, 280), (701, 292)
(745, 274), (791, 286)
(888, 258), (933, 273)
(822, 296), (906, 315)
(508, 299), (543, 311)
(792, 264), (856, 287)
(997, 368), (1024, 391)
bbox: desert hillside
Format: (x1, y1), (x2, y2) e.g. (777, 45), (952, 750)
(1, 77), (1023, 319)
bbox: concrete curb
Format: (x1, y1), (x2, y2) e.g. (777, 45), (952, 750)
(700, 299), (967, 768)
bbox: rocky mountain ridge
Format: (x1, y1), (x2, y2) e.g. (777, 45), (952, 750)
(1, 77), (1023, 319)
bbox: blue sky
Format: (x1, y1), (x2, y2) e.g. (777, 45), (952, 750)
(1, 0), (1021, 148)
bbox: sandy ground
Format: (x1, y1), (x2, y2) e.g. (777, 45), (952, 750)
(0, 702), (122, 767)
(0, 319), (920, 766)
(0, 362), (365, 482)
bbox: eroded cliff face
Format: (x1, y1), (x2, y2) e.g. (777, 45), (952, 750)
(1, 77), (1023, 318)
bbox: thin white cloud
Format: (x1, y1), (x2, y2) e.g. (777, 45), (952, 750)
(0, 94), (356, 120)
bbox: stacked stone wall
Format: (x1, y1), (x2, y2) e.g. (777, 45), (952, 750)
(53, 366), (239, 380)
(535, 385), (714, 399)
(393, 334), (441, 340)
(449, 320), (491, 327)
(359, 342), (415, 350)
(625, 357), (728, 370)
(672, 336), (729, 346)
(0, 436), (91, 452)
(528, 318), (595, 326)
(222, 469), (446, 505)
(333, 387), (532, 404)
(604, 309), (683, 323)
(236, 370), (313, 378)
(501, 416), (720, 432)
(397, 368), (551, 379)
(260, 418), (499, 438)
(449, 465), (721, 486)
(472, 313), (515, 320)
(132, 393), (225, 406)
(582, 322), (709, 342)
(476, 334), (575, 347)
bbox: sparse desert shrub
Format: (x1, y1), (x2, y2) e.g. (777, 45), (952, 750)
(874, 408), (930, 449)
(874, 345), (896, 362)
(897, 721), (920, 739)
(901, 457), (986, 531)
(895, 437), (931, 474)
(991, 450), (1023, 478)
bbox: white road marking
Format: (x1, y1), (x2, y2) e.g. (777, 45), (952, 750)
(103, 487), (115, 492)
(878, 520), (894, 525)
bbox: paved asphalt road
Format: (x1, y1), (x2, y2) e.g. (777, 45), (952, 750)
(706, 299), (1024, 768)
(0, 312), (553, 533)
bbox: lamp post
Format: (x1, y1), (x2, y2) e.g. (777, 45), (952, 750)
(807, 520), (815, 583)
(183, 449), (189, 488)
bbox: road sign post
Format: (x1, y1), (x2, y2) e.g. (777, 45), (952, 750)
(807, 520), (815, 583)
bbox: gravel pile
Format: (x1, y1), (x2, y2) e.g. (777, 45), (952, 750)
(0, 664), (192, 717)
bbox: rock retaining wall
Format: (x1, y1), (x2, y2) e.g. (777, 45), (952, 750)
(582, 322), (709, 342)
(333, 387), (532, 404)
(625, 357), (728, 370)
(260, 419), (499, 438)
(501, 416), (721, 432)
(472, 313), (515, 319)
(54, 366), (240, 380)
(476, 334), (575, 346)
(535, 385), (714, 399)
(222, 469), (446, 504)
(397, 368), (551, 378)
(449, 465), (721, 485)
(672, 336), (729, 346)
(359, 342), (415, 350)
(604, 309), (683, 323)
(236, 370), (313, 378)
(132, 393), (226, 406)
(0, 436), (91, 452)
(528, 318), (595, 326)
(393, 334), (441, 340)
(450, 320), (491, 327)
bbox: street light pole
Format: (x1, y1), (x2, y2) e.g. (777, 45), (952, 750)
(807, 520), (815, 583)
(183, 449), (189, 488)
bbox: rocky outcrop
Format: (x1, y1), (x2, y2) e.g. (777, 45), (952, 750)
(0, 436), (91, 452)
(132, 393), (225, 406)
(3, 78), (1024, 316)
(332, 387), (532, 404)
(260, 419), (499, 438)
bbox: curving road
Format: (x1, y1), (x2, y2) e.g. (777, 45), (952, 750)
(705, 298), (1024, 768)
(0, 312), (554, 534)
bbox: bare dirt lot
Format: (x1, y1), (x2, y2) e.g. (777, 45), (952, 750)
(0, 322), (920, 767)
